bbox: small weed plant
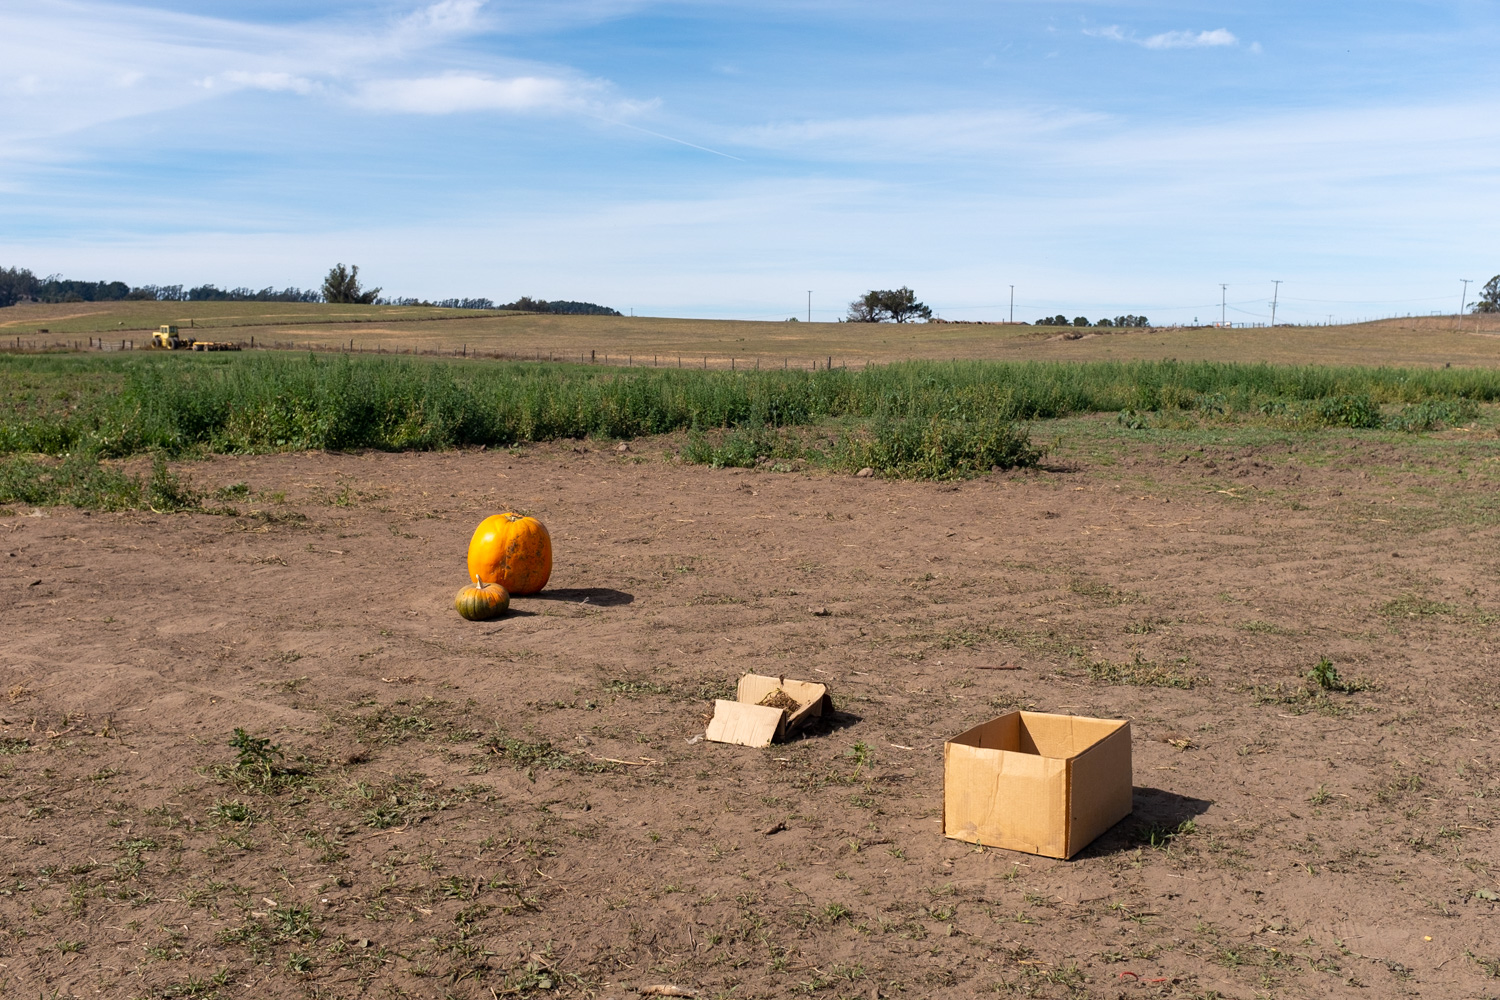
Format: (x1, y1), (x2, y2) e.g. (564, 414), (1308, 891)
(1309, 657), (1371, 694)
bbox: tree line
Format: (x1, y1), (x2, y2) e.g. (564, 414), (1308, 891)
(0, 263), (620, 316)
(1034, 314), (1152, 328)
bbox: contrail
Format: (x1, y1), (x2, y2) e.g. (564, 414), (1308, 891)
(591, 115), (744, 161)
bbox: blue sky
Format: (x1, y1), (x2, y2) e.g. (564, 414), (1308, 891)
(1, 0), (1497, 324)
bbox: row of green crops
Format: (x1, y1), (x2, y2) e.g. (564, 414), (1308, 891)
(3, 351), (1497, 461)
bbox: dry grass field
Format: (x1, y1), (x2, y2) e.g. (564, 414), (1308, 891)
(4, 302), (1500, 369)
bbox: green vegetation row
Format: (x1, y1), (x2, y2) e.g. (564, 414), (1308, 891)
(5, 351), (1497, 451)
(0, 351), (1493, 505)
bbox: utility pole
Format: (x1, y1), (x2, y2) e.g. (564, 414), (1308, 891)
(1460, 279), (1472, 320)
(1220, 284), (1227, 327)
(807, 291), (812, 324)
(1009, 285), (1014, 323)
(1270, 280), (1281, 328)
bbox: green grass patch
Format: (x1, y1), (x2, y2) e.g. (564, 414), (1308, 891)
(1380, 595), (1456, 619)
(1085, 654), (1195, 688)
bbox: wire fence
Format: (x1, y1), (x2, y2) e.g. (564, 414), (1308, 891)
(0, 336), (871, 371)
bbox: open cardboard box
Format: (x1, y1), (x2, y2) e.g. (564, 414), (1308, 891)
(704, 674), (831, 748)
(944, 710), (1132, 859)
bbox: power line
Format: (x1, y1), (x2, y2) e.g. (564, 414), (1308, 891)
(1270, 280), (1281, 328)
(1460, 279), (1472, 318)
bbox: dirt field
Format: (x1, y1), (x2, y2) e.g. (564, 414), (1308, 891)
(7, 300), (1500, 370)
(4, 428), (1500, 998)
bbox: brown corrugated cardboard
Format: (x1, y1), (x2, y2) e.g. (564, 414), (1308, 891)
(704, 674), (830, 748)
(943, 710), (1132, 859)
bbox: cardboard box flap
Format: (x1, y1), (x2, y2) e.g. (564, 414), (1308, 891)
(736, 674), (827, 731)
(704, 700), (785, 748)
(948, 712), (1022, 753)
(1019, 712), (1126, 759)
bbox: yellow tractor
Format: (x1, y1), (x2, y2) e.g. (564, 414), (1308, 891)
(149, 325), (241, 351)
(151, 325), (189, 349)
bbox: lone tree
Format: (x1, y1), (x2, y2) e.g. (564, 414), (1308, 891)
(846, 287), (932, 323)
(322, 264), (381, 305)
(1475, 275), (1500, 313)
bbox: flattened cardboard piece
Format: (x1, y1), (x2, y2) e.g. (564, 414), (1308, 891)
(705, 674), (831, 747)
(943, 710), (1132, 859)
(705, 700), (785, 748)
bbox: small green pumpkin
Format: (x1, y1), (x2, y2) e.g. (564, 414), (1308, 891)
(455, 580), (510, 621)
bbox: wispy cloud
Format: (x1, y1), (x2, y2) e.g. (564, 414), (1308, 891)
(0, 0), (646, 148)
(733, 108), (1107, 161)
(1086, 25), (1240, 50)
(356, 72), (640, 115)
(1143, 28), (1238, 49)
(214, 71), (320, 96)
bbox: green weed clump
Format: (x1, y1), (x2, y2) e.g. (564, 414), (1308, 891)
(833, 415), (1043, 478)
(0, 453), (199, 511)
(1387, 398), (1477, 433)
(1310, 394), (1382, 429)
(1308, 657), (1371, 694)
(214, 728), (304, 793)
(682, 424), (811, 469)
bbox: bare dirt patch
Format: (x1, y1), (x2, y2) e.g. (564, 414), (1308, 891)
(3, 440), (1500, 998)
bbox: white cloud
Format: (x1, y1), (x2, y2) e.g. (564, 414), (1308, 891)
(357, 72), (609, 115)
(1087, 24), (1241, 50)
(1142, 28), (1238, 50)
(216, 71), (318, 96)
(400, 0), (486, 36)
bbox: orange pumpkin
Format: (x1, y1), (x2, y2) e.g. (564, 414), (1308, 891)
(467, 513), (552, 595)
(455, 580), (510, 621)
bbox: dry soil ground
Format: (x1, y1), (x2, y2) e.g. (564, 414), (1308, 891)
(4, 432), (1500, 999)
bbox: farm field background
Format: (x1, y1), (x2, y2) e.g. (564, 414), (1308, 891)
(4, 300), (1500, 368)
(5, 307), (1500, 997)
